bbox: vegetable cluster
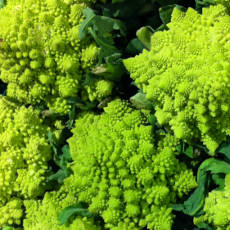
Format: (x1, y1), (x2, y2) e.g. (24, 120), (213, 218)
(1, 0), (230, 230)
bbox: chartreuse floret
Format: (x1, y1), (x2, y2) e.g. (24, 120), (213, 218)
(0, 199), (23, 227)
(0, 0), (113, 115)
(23, 187), (101, 230)
(124, 4), (230, 153)
(194, 174), (230, 230)
(67, 99), (197, 230)
(0, 96), (51, 228)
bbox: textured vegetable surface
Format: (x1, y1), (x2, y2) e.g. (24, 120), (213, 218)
(67, 99), (197, 230)
(0, 0), (113, 114)
(23, 186), (101, 230)
(124, 4), (230, 153)
(0, 96), (51, 227)
(2, 0), (230, 229)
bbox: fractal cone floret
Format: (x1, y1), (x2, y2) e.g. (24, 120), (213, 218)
(0, 0), (113, 114)
(124, 4), (230, 153)
(0, 96), (51, 227)
(67, 99), (197, 230)
(0, 0), (227, 229)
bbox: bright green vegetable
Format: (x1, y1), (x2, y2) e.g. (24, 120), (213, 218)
(67, 98), (197, 230)
(0, 0), (113, 114)
(23, 187), (101, 230)
(0, 96), (51, 227)
(124, 4), (230, 153)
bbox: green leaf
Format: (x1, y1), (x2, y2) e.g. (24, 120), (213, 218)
(58, 145), (72, 169)
(217, 140), (230, 160)
(46, 144), (72, 184)
(66, 105), (76, 129)
(80, 101), (98, 111)
(97, 97), (113, 109)
(125, 38), (145, 55)
(91, 53), (125, 81)
(48, 130), (58, 156)
(176, 145), (182, 153)
(172, 170), (209, 216)
(92, 63), (124, 81)
(148, 114), (156, 127)
(173, 158), (230, 216)
(79, 8), (96, 40)
(136, 26), (154, 50)
(79, 8), (126, 62)
(196, 222), (212, 230)
(88, 27), (118, 59)
(184, 146), (194, 159)
(79, 8), (126, 82)
(212, 173), (225, 190)
(130, 92), (153, 110)
(58, 203), (94, 225)
(198, 158), (230, 176)
(195, 0), (215, 11)
(104, 53), (122, 65)
(61, 145), (71, 159)
(0, 0), (5, 9)
(159, 5), (174, 25)
(46, 169), (67, 184)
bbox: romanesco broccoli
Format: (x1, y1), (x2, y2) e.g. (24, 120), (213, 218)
(23, 187), (101, 230)
(124, 4), (230, 153)
(67, 98), (197, 230)
(0, 0), (113, 114)
(0, 96), (51, 227)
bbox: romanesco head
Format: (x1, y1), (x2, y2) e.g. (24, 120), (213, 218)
(23, 188), (101, 230)
(67, 98), (197, 230)
(0, 0), (112, 115)
(0, 96), (51, 228)
(124, 5), (230, 153)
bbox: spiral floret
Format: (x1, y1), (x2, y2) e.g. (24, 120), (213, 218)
(0, 0), (112, 114)
(124, 4), (230, 153)
(0, 96), (51, 227)
(67, 99), (197, 230)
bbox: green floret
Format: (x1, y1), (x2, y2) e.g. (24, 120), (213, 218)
(0, 0), (113, 115)
(0, 96), (51, 228)
(194, 174), (230, 230)
(124, 4), (230, 153)
(23, 187), (101, 230)
(67, 98), (197, 230)
(0, 199), (23, 227)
